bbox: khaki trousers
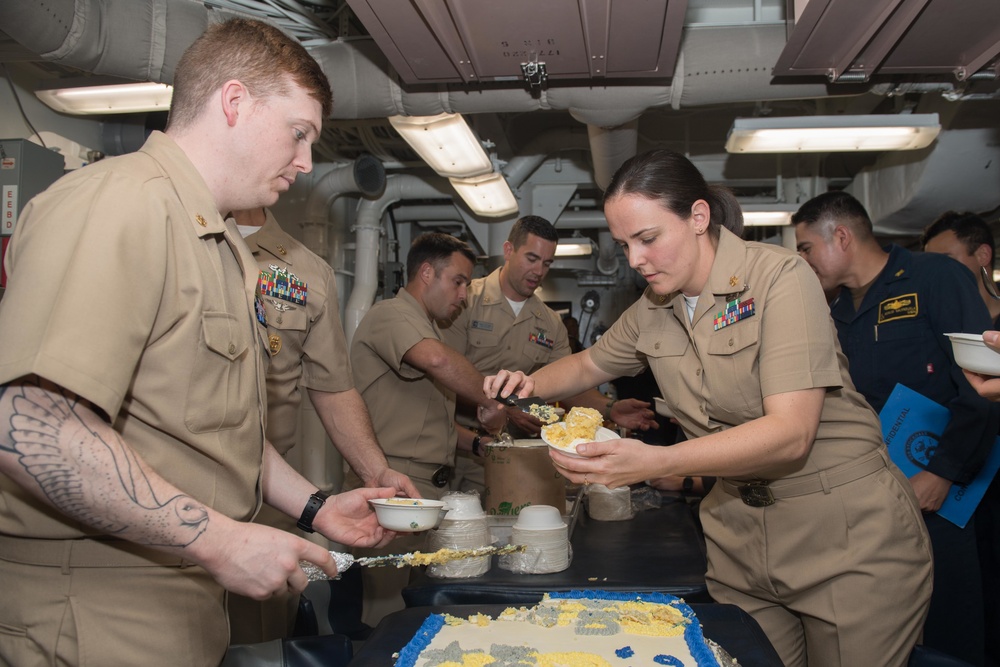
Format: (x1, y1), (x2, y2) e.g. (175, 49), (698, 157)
(0, 537), (226, 667)
(702, 461), (933, 667)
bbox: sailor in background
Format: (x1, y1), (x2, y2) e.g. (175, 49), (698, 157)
(794, 192), (998, 665)
(228, 206), (419, 643)
(347, 232), (506, 626)
(438, 215), (657, 492)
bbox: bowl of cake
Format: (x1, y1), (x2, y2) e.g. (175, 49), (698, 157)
(368, 498), (447, 532)
(946, 332), (1000, 375)
(540, 406), (618, 457)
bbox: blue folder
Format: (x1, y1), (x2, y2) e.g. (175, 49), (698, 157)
(880, 383), (1000, 528)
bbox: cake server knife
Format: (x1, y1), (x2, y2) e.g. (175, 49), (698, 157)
(494, 392), (548, 413)
(301, 544), (526, 581)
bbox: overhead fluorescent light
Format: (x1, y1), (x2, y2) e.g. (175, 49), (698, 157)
(725, 114), (940, 153)
(554, 240), (594, 257)
(740, 204), (800, 227)
(36, 81), (173, 115)
(742, 210), (793, 226)
(449, 172), (519, 218)
(389, 113), (493, 178)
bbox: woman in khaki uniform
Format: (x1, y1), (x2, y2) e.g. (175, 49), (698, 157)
(486, 149), (933, 667)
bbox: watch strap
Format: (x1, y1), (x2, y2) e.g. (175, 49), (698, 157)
(296, 489), (330, 533)
(682, 476), (694, 493)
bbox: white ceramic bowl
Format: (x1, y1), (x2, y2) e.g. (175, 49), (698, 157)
(513, 504), (566, 530)
(368, 498), (447, 532)
(946, 333), (1000, 375)
(541, 425), (619, 457)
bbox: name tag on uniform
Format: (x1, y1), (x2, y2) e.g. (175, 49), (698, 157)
(878, 293), (918, 323)
(472, 320), (494, 331)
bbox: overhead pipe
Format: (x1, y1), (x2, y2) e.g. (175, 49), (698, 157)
(301, 155), (386, 256)
(344, 175), (455, 345)
(596, 231), (619, 275)
(585, 119), (639, 191)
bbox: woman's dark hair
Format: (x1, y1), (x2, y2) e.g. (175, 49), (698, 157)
(604, 149), (744, 239)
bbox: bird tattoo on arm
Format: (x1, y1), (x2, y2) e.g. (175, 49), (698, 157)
(4, 383), (209, 547)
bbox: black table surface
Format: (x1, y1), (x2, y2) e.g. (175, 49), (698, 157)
(402, 495), (709, 607)
(349, 602), (783, 666)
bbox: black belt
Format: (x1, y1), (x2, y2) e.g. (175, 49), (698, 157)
(721, 450), (887, 507)
(385, 456), (454, 488)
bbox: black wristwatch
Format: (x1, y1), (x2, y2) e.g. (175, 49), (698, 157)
(296, 489), (330, 533)
(682, 477), (695, 493)
(472, 433), (486, 457)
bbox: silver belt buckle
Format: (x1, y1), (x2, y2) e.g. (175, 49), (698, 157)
(738, 481), (775, 507)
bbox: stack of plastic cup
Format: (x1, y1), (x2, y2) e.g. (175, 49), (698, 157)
(586, 484), (634, 521)
(506, 505), (570, 574)
(427, 492), (490, 578)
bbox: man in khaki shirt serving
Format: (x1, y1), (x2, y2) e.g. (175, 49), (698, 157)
(439, 215), (657, 491)
(348, 232), (505, 625)
(229, 206), (419, 643)
(0, 19), (393, 667)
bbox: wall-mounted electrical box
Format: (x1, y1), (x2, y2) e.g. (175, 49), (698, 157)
(1, 139), (65, 288)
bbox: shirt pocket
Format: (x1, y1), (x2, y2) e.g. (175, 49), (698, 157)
(636, 330), (689, 384)
(871, 319), (934, 396)
(468, 329), (500, 351)
(266, 302), (308, 332)
(185, 311), (252, 432)
(706, 320), (762, 414)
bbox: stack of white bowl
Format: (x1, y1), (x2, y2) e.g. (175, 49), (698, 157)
(427, 492), (490, 578)
(508, 505), (570, 574)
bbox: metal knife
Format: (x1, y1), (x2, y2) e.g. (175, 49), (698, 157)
(494, 392), (552, 415)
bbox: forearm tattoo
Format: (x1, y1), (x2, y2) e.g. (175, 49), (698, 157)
(1, 381), (209, 547)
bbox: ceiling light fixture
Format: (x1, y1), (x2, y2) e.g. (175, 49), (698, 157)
(35, 80), (173, 115)
(554, 239), (594, 257)
(388, 113), (493, 178)
(725, 114), (941, 153)
(449, 172), (519, 218)
(740, 204), (800, 227)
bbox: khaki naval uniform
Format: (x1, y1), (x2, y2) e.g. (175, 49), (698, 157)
(439, 267), (570, 373)
(0, 132), (267, 666)
(228, 210), (354, 643)
(347, 289), (457, 624)
(247, 211), (353, 455)
(439, 267), (570, 489)
(588, 228), (933, 667)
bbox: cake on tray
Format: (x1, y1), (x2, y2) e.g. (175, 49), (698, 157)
(394, 590), (735, 667)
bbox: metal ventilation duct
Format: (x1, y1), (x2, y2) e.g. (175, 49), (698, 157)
(343, 0), (688, 86)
